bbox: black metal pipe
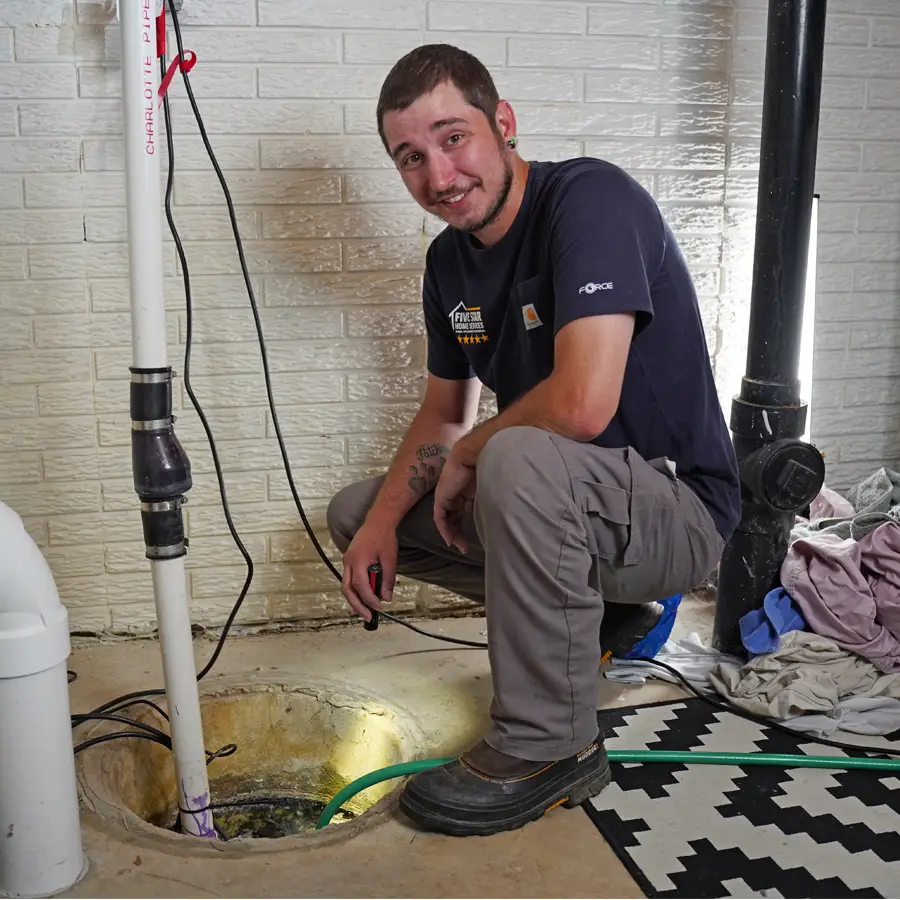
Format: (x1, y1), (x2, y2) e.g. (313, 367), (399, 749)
(712, 0), (828, 656)
(745, 0), (827, 398)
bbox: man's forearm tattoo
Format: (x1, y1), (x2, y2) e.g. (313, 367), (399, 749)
(408, 443), (450, 496)
(416, 443), (445, 461)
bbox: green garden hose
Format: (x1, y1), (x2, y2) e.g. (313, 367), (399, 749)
(315, 749), (900, 830)
(317, 757), (455, 829)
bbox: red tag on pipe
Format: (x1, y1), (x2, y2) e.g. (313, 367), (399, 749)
(156, 5), (166, 58)
(158, 50), (198, 107)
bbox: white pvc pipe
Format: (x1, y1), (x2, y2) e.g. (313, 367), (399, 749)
(151, 560), (215, 837)
(120, 0), (168, 370)
(0, 501), (85, 898)
(119, 0), (214, 837)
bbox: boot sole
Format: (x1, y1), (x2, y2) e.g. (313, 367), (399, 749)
(398, 755), (611, 837)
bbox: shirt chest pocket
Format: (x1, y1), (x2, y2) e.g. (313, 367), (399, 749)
(488, 276), (554, 408)
(493, 275), (552, 393)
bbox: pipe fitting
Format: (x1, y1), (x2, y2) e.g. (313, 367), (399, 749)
(738, 438), (825, 516)
(0, 500), (85, 898)
(130, 368), (192, 560)
(130, 367), (193, 503)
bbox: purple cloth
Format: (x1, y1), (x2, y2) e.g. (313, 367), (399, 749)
(782, 522), (900, 673)
(861, 522), (900, 636)
(809, 483), (855, 520)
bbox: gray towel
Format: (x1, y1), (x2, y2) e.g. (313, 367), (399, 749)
(791, 467), (900, 542)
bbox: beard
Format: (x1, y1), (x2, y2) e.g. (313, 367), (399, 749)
(460, 157), (514, 235)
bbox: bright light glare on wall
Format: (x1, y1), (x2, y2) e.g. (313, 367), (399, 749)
(799, 194), (819, 442)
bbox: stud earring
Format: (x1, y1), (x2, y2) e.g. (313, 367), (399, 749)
(507, 136), (518, 149)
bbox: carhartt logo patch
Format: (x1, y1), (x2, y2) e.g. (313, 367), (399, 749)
(522, 303), (542, 331)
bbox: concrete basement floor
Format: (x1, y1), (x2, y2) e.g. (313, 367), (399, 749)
(61, 595), (713, 899)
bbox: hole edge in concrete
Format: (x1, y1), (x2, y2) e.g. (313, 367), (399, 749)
(74, 675), (428, 856)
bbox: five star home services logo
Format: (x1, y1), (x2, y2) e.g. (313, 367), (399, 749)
(449, 301), (489, 345)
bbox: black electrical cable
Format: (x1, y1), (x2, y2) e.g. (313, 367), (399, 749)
(633, 656), (900, 759)
(70, 77), (178, 718)
(166, 0), (339, 581)
(72, 710), (237, 764)
(70, 17), (484, 767)
(87, 687), (164, 717)
(104, 697), (170, 722)
(206, 743), (238, 763)
(160, 60), (255, 681)
(165, 0), (487, 653)
(68, 6), (882, 778)
(73, 731), (233, 762)
(373, 614), (487, 649)
(71, 712), (172, 744)
(68, 53), (241, 756)
(73, 731), (170, 756)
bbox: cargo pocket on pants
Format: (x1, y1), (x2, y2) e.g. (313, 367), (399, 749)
(578, 480), (630, 561)
(577, 447), (660, 567)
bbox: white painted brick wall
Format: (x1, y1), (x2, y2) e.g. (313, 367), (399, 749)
(0, 0), (897, 635)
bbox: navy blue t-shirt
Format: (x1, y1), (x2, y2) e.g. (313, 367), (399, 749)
(422, 157), (741, 542)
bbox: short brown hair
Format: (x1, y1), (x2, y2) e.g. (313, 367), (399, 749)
(376, 44), (501, 153)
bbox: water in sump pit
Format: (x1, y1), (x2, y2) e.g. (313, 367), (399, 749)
(209, 793), (355, 839)
(168, 774), (357, 840)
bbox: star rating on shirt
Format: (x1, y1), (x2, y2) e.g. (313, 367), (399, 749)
(457, 334), (488, 344)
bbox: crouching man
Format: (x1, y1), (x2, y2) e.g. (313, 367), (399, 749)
(326, 44), (740, 837)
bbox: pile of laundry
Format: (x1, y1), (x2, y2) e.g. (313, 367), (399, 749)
(606, 467), (900, 738)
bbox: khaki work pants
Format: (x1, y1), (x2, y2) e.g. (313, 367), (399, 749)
(326, 426), (723, 761)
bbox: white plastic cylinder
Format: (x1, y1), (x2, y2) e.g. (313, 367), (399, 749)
(151, 559), (215, 837)
(119, 0), (213, 837)
(0, 501), (85, 898)
(120, 0), (168, 370)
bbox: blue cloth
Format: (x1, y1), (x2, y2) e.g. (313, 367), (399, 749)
(621, 594), (682, 660)
(739, 588), (807, 655)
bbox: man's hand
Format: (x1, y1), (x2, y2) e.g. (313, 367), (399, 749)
(340, 521), (398, 622)
(433, 451), (477, 553)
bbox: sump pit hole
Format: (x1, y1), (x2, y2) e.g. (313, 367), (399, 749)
(75, 681), (425, 848)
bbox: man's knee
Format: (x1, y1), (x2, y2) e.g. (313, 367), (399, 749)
(325, 485), (357, 554)
(325, 475), (383, 553)
(476, 427), (568, 507)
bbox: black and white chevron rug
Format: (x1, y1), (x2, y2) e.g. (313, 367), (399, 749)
(585, 698), (900, 899)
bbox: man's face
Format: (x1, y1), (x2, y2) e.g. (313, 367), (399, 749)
(382, 80), (514, 235)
